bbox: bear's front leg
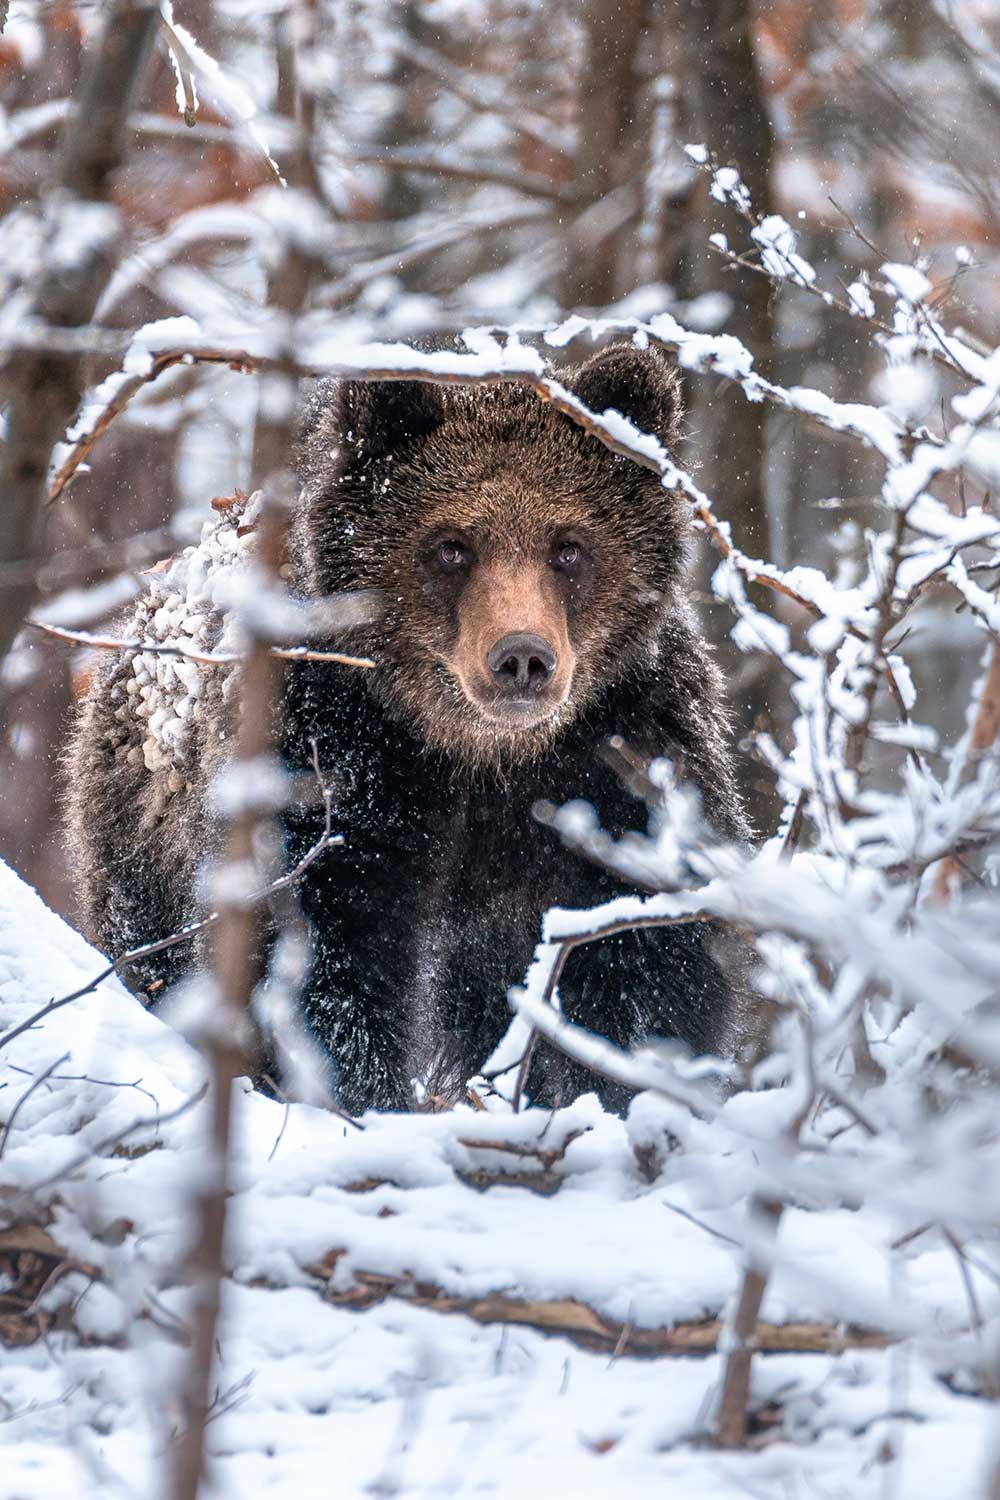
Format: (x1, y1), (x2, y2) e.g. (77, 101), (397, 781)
(435, 891), (737, 1114)
(282, 792), (442, 1114)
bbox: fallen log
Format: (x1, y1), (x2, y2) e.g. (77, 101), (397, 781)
(311, 1261), (893, 1357)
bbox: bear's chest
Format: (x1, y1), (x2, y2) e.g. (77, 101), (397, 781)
(415, 783), (596, 959)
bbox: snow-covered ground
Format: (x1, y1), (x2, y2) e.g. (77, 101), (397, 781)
(0, 856), (995, 1499)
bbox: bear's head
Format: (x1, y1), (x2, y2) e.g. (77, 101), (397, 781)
(296, 343), (688, 769)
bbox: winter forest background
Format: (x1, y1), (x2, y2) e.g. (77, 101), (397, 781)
(5, 1), (1000, 1496)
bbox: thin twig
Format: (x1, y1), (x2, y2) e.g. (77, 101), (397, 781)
(0, 821), (343, 1055)
(27, 1082), (210, 1193)
(0, 1053), (70, 1158)
(26, 620), (376, 670)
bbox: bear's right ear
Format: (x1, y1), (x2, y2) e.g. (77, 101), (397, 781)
(569, 342), (683, 450)
(333, 378), (445, 460)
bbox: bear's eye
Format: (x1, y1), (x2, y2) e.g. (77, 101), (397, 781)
(436, 539), (471, 571)
(552, 540), (581, 570)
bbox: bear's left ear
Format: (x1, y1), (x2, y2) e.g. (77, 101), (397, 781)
(568, 342), (683, 449)
(335, 377), (445, 461)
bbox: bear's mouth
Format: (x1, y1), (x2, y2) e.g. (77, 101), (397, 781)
(472, 693), (567, 729)
(445, 656), (572, 730)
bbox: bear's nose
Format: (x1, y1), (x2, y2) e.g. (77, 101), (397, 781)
(486, 632), (557, 694)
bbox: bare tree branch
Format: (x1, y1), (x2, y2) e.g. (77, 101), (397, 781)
(714, 1199), (783, 1447)
(0, 818), (343, 1057)
(933, 640), (1000, 902)
(169, 480), (293, 1500)
(170, 25), (319, 1495)
(26, 620), (376, 671)
(0, 1053), (70, 1159)
(44, 339), (839, 624)
(338, 144), (574, 204)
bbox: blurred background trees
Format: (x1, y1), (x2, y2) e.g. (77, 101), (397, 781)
(1, 0), (997, 910)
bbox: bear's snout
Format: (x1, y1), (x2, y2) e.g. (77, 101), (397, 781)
(446, 559), (576, 729)
(486, 632), (557, 699)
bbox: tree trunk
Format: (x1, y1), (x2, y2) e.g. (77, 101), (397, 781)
(0, 0), (158, 710)
(560, 0), (645, 308)
(679, 0), (782, 833)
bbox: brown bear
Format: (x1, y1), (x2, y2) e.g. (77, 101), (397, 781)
(65, 342), (749, 1113)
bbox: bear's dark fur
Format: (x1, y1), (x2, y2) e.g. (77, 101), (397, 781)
(65, 343), (749, 1114)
